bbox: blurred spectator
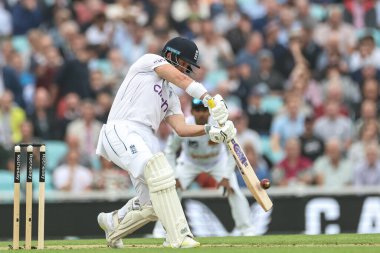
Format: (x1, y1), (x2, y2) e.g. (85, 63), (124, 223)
(63, 134), (92, 168)
(270, 93), (305, 152)
(264, 21), (294, 78)
(0, 90), (26, 149)
(1, 39), (16, 66)
(349, 33), (380, 72)
(85, 12), (113, 58)
(29, 87), (57, 140)
(55, 45), (93, 100)
(314, 139), (352, 188)
(95, 91), (112, 123)
(195, 19), (233, 72)
(225, 14), (253, 55)
(53, 150), (93, 192)
(353, 142), (380, 186)
(214, 81), (241, 112)
(314, 100), (353, 150)
(93, 157), (132, 191)
(170, 0), (210, 25)
(1, 61), (25, 108)
(296, 24), (322, 73)
(213, 0), (241, 35)
(313, 6), (356, 54)
(235, 32), (263, 72)
(252, 0), (280, 33)
(361, 78), (380, 111)
(288, 64), (322, 109)
(9, 52), (35, 112)
(351, 61), (380, 86)
(348, 119), (380, 166)
(119, 21), (150, 64)
(73, 0), (105, 29)
(272, 138), (313, 186)
(277, 5), (301, 46)
(314, 81), (350, 118)
(295, 0), (317, 27)
(0, 143), (12, 170)
(56, 20), (80, 60)
(46, 8), (72, 45)
(354, 100), (379, 136)
(246, 85), (273, 136)
(319, 66), (361, 111)
(217, 61), (248, 109)
(230, 111), (262, 155)
(35, 47), (63, 102)
(56, 92), (81, 139)
(11, 0), (43, 35)
(249, 49), (285, 92)
(28, 31), (53, 72)
(343, 0), (377, 29)
(316, 33), (350, 76)
(66, 99), (102, 162)
(300, 115), (325, 162)
(89, 70), (112, 97)
(0, 1), (12, 37)
(236, 142), (270, 188)
(19, 120), (39, 144)
(103, 48), (129, 92)
(182, 15), (202, 40)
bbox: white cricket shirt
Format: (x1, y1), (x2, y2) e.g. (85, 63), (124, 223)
(107, 54), (183, 132)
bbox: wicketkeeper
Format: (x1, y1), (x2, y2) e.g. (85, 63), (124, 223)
(153, 98), (255, 237)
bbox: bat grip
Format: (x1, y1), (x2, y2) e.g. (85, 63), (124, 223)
(207, 98), (216, 109)
(207, 98), (225, 127)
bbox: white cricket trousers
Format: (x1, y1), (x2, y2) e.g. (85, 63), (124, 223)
(177, 158), (251, 229)
(96, 121), (160, 205)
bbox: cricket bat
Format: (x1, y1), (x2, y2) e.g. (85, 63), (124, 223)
(208, 99), (273, 212)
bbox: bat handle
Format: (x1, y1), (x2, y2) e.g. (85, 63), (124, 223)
(208, 98), (227, 128)
(207, 98), (216, 109)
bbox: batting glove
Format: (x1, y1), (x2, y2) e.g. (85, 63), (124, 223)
(205, 120), (236, 143)
(203, 94), (229, 125)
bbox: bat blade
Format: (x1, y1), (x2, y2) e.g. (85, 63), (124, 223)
(227, 139), (273, 212)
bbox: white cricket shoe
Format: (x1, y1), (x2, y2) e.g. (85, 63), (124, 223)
(97, 212), (124, 248)
(163, 236), (200, 248)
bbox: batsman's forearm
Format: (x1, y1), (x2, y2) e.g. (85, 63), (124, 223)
(176, 124), (205, 137)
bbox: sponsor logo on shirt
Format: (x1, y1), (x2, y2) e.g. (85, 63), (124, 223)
(154, 58), (166, 64)
(154, 83), (168, 112)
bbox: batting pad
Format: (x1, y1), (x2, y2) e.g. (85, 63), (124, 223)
(145, 153), (192, 247)
(108, 204), (157, 243)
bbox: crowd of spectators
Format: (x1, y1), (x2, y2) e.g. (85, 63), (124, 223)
(1, 0), (380, 193)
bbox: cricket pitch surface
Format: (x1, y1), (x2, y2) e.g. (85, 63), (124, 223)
(1, 234), (379, 252)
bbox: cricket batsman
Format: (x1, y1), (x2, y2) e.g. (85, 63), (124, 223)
(95, 37), (236, 248)
(153, 98), (255, 237)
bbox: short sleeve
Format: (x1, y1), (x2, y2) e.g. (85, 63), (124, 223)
(133, 54), (169, 72)
(165, 93), (183, 118)
(165, 87), (183, 118)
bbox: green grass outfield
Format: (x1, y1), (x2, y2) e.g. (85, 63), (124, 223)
(1, 234), (379, 252)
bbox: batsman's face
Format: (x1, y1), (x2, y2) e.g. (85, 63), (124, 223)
(177, 58), (191, 74)
(192, 108), (209, 125)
